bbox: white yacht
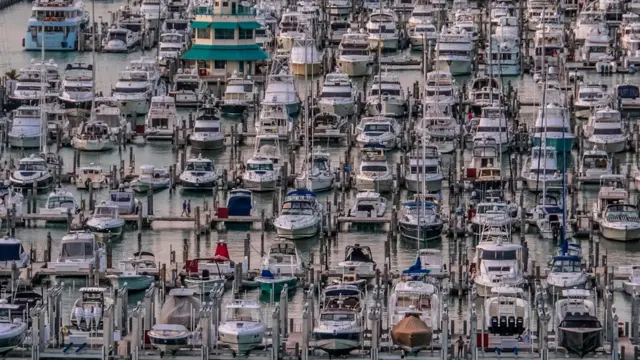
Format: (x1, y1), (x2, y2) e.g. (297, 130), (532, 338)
(419, 110), (459, 154)
(140, 0), (167, 26)
(242, 134), (282, 192)
(313, 284), (365, 355)
(486, 36), (521, 76)
(58, 63), (94, 109)
(112, 70), (156, 116)
(49, 231), (106, 272)
(102, 27), (140, 53)
(318, 72), (355, 117)
(366, 10), (400, 51)
(574, 9), (608, 41)
(329, 19), (350, 44)
(423, 70), (458, 114)
(404, 145), (443, 192)
(435, 27), (474, 75)
(581, 28), (612, 64)
(355, 145), (393, 192)
(169, 71), (206, 107)
(407, 3), (434, 27)
(92, 97), (131, 140)
(348, 191), (388, 218)
(474, 241), (525, 297)
(221, 72), (257, 116)
(578, 149), (612, 184)
(130, 165), (170, 192)
(277, 10), (304, 51)
(218, 300), (265, 353)
(72, 121), (117, 152)
(179, 155), (219, 190)
(470, 202), (516, 232)
(75, 164), (105, 190)
(356, 116), (399, 150)
(157, 31), (185, 61)
(8, 60), (59, 106)
(523, 146), (564, 191)
(573, 83), (611, 118)
(39, 188), (79, 216)
(337, 30), (373, 77)
(255, 103), (291, 137)
(108, 186), (140, 215)
(263, 74), (301, 117)
(274, 190), (324, 239)
(327, 0), (351, 16)
(592, 175), (629, 223)
(366, 74), (406, 116)
(408, 23), (438, 49)
(144, 95), (177, 141)
(10, 154), (53, 190)
(623, 266), (640, 295)
(86, 202), (125, 239)
(290, 35), (322, 76)
(8, 106), (44, 149)
(295, 150), (334, 192)
(190, 106), (225, 150)
(473, 106), (511, 151)
(547, 255), (588, 295)
(583, 107), (627, 153)
(600, 204), (640, 241)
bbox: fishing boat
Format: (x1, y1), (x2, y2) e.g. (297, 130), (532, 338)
(404, 145), (443, 192)
(39, 188), (79, 217)
(0, 237), (30, 269)
(523, 146), (563, 191)
(531, 103), (574, 153)
(555, 289), (603, 357)
(86, 202), (125, 239)
(70, 287), (113, 331)
(355, 144), (393, 192)
(398, 200), (443, 242)
(179, 155), (219, 190)
(313, 284), (365, 355)
(108, 252), (156, 291)
(317, 72), (355, 117)
(366, 10), (400, 51)
(24, 0), (89, 51)
(263, 74), (301, 117)
(600, 203), (640, 241)
(337, 30), (373, 77)
(218, 300), (265, 353)
(583, 106), (627, 153)
(577, 149), (612, 184)
(9, 154), (53, 190)
(157, 31), (186, 61)
(8, 106), (44, 149)
(169, 71), (207, 107)
(389, 277), (440, 332)
(348, 191), (388, 217)
(290, 35), (323, 76)
(58, 63), (94, 109)
(226, 189), (254, 216)
(295, 150), (334, 192)
(277, 10), (304, 50)
(221, 72), (257, 116)
(273, 190), (324, 239)
(365, 74), (406, 117)
(144, 96), (178, 141)
(581, 27), (612, 65)
(261, 241), (304, 278)
(49, 231), (106, 273)
(149, 288), (200, 354)
(356, 116), (400, 150)
(334, 244), (376, 278)
(484, 287), (529, 336)
(130, 165), (170, 192)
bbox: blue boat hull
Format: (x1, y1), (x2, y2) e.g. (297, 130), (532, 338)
(531, 136), (574, 153)
(24, 31), (79, 51)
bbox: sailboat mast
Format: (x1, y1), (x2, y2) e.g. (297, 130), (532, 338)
(39, 23), (46, 154)
(91, 0), (97, 110)
(377, 0), (382, 110)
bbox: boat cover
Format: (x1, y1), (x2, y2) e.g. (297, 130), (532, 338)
(158, 293), (201, 330)
(391, 314), (432, 351)
(227, 195), (252, 216)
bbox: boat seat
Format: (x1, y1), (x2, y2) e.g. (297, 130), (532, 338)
(499, 316), (507, 335)
(490, 316), (499, 334)
(507, 316), (516, 335)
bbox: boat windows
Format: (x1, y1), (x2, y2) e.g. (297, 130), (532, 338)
(94, 206), (117, 217)
(586, 45), (608, 53)
(477, 126), (507, 132)
(340, 49), (369, 56)
(529, 168), (557, 175)
(579, 92), (604, 100)
(65, 86), (92, 92)
(438, 50), (470, 57)
(176, 81), (199, 92)
(194, 127), (220, 133)
(16, 85), (45, 91)
(18, 162), (46, 171)
(320, 312), (355, 321)
(481, 249), (517, 260)
(361, 165), (388, 172)
(282, 201), (314, 215)
(552, 259), (581, 273)
(370, 89), (401, 96)
(186, 161), (213, 172)
(247, 162), (273, 171)
(47, 196), (75, 209)
(490, 53), (516, 60)
(61, 242), (93, 258)
(150, 117), (170, 129)
(533, 126), (568, 133)
(114, 86), (147, 94)
(618, 86), (639, 99)
(321, 91), (351, 98)
(331, 22), (350, 30)
(409, 165), (439, 174)
(363, 123), (392, 132)
(593, 128), (622, 135)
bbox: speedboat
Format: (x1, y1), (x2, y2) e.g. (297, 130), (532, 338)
(108, 252), (156, 291)
(389, 279), (440, 351)
(130, 165), (170, 192)
(295, 150), (334, 192)
(70, 287), (113, 332)
(547, 255), (588, 296)
(0, 237), (30, 269)
(577, 149), (612, 185)
(149, 288), (200, 354)
(8, 106), (44, 149)
(348, 191), (387, 217)
(86, 202), (125, 239)
(365, 74), (406, 117)
(317, 72), (355, 117)
(273, 190), (324, 240)
(218, 300), (265, 353)
(179, 155), (219, 190)
(49, 231), (106, 273)
(10, 154), (53, 190)
(313, 284), (365, 355)
(39, 188), (79, 217)
(260, 241), (303, 279)
(356, 116), (399, 150)
(190, 107), (225, 150)
(102, 27), (140, 52)
(144, 96), (178, 141)
(355, 145), (393, 192)
(220, 72), (257, 116)
(404, 145), (443, 192)
(522, 146), (563, 191)
(107, 185), (140, 215)
(555, 290), (603, 357)
(600, 203), (640, 241)
(0, 310), (28, 355)
(226, 189), (254, 217)
(334, 244), (376, 278)
(398, 200), (443, 242)
(583, 107), (627, 153)
(484, 287), (529, 337)
(58, 63), (94, 109)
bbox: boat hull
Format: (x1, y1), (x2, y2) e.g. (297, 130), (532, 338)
(180, 179), (217, 191)
(369, 38), (399, 51)
(110, 275), (154, 291)
(404, 177), (443, 192)
(318, 101), (355, 117)
(8, 135), (42, 149)
(257, 277), (297, 294)
(558, 328), (602, 357)
(294, 176), (333, 192)
(313, 331), (362, 355)
(290, 63), (323, 76)
(10, 174), (53, 190)
(24, 31), (79, 51)
(148, 334), (189, 352)
(274, 223), (319, 240)
(338, 58), (370, 77)
(366, 100), (405, 117)
(72, 139), (116, 151)
(355, 177), (393, 192)
(530, 137), (574, 153)
(220, 103), (249, 116)
(487, 63), (521, 76)
(189, 138), (225, 150)
(600, 224), (640, 241)
(398, 221), (443, 242)
(242, 178), (277, 192)
(444, 60), (473, 76)
(130, 179), (170, 193)
(585, 138), (626, 154)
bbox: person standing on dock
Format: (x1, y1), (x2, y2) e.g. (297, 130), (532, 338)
(187, 200), (192, 217)
(457, 336), (465, 358)
(182, 200), (187, 217)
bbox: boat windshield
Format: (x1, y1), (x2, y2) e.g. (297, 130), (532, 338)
(248, 162), (273, 171)
(313, 158), (328, 170)
(282, 200), (314, 215)
(583, 155), (608, 168)
(477, 204), (506, 213)
(552, 259), (581, 272)
(361, 165), (388, 172)
(227, 307), (259, 321)
(186, 161), (213, 171)
(19, 162), (46, 171)
(61, 242), (93, 258)
(48, 196), (75, 209)
(94, 207), (117, 217)
(110, 192), (132, 202)
(320, 312), (355, 321)
(481, 249), (517, 260)
(363, 123), (392, 132)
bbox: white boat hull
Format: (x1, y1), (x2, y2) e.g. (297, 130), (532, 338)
(623, 281), (640, 295)
(404, 177), (443, 192)
(72, 138), (116, 152)
(242, 177), (276, 192)
(369, 37), (399, 51)
(355, 176), (393, 192)
(366, 99), (405, 117)
(338, 58), (370, 77)
(295, 176), (333, 192)
(318, 101), (355, 117)
(586, 138), (626, 154)
(600, 223), (640, 241)
(444, 60), (473, 76)
(274, 222), (319, 240)
(8, 135), (42, 149)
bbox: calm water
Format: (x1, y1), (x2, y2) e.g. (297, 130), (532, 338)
(1, 0), (640, 330)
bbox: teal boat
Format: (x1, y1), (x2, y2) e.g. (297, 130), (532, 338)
(255, 269), (297, 294)
(531, 103), (575, 153)
(108, 252), (156, 292)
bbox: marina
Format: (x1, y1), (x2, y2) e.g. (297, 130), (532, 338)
(3, 0), (640, 358)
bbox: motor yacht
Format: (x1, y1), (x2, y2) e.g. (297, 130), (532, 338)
(318, 72), (355, 117)
(0, 308), (27, 355)
(327, 0), (351, 16)
(190, 107), (224, 150)
(261, 240), (303, 278)
(169, 71), (207, 107)
(473, 240), (525, 297)
(273, 190), (324, 239)
(218, 300), (265, 353)
(531, 103), (574, 153)
(423, 70), (458, 114)
(348, 191), (388, 217)
(277, 10), (304, 51)
(418, 110), (459, 154)
(522, 146), (564, 191)
(58, 63), (94, 109)
(92, 97), (131, 140)
(39, 188), (79, 217)
(355, 145), (393, 192)
(404, 145), (444, 192)
(49, 231), (106, 273)
(356, 116), (399, 150)
(86, 202), (125, 239)
(389, 278), (440, 333)
(103, 27), (140, 53)
(295, 150), (335, 192)
(486, 36), (521, 75)
(112, 68), (159, 116)
(8, 106), (44, 149)
(583, 107), (627, 153)
(263, 74), (301, 117)
(8, 60), (59, 106)
(144, 96), (177, 141)
(574, 9), (608, 42)
(408, 23), (438, 49)
(130, 165), (171, 192)
(366, 73), (406, 116)
(337, 30), (373, 77)
(615, 84), (640, 112)
(140, 0), (167, 27)
(72, 121), (117, 152)
(179, 155), (219, 190)
(592, 175), (629, 223)
(313, 284), (365, 355)
(408, 3), (435, 27)
(221, 72), (257, 116)
(573, 83), (610, 119)
(366, 10), (400, 51)
(255, 103), (291, 137)
(157, 31), (185, 62)
(470, 201), (516, 233)
(473, 106), (511, 152)
(108, 186), (140, 215)
(581, 28), (612, 65)
(311, 112), (348, 138)
(183, 241), (235, 294)
(10, 154), (53, 190)
(435, 26), (474, 75)
(290, 35), (322, 77)
(577, 149), (612, 185)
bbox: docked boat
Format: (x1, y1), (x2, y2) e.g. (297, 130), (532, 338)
(70, 287), (113, 331)
(144, 96), (178, 141)
(108, 252), (156, 291)
(58, 63), (94, 109)
(9, 154), (53, 190)
(242, 134), (282, 192)
(366, 10), (400, 51)
(334, 244), (376, 278)
(226, 189), (254, 216)
(140, 0), (167, 26)
(72, 121), (117, 152)
(583, 106), (627, 153)
(0, 190), (24, 222)
(108, 186), (140, 215)
(327, 0), (351, 16)
(337, 30), (373, 77)
(615, 84), (640, 112)
(473, 106), (511, 152)
(290, 35), (323, 76)
(592, 175), (629, 222)
(260, 240), (303, 279)
(355, 145), (393, 192)
(356, 116), (399, 150)
(49, 231), (106, 273)
(75, 164), (105, 190)
(398, 199), (443, 242)
(555, 290), (603, 357)
(419, 110), (459, 154)
(0, 310), (27, 355)
(0, 237), (30, 268)
(39, 188), (79, 217)
(92, 98), (131, 140)
(600, 203), (640, 241)
(486, 36), (521, 76)
(473, 240), (525, 297)
(408, 23), (438, 49)
(179, 155), (219, 190)
(329, 19), (350, 44)
(157, 31), (186, 62)
(581, 27), (612, 65)
(8, 106), (44, 149)
(276, 10), (304, 51)
(111, 69), (158, 116)
(435, 26), (474, 76)
(183, 241), (235, 294)
(423, 70), (458, 114)
(190, 105), (225, 150)
(623, 265), (640, 295)
(86, 202), (125, 239)
(221, 72), (257, 116)
(389, 278), (440, 334)
(348, 191), (388, 217)
(531, 103), (574, 153)
(366, 73), (406, 117)
(295, 150), (335, 192)
(573, 83), (610, 119)
(169, 71), (207, 107)
(218, 300), (265, 353)
(263, 74), (301, 117)
(484, 287), (529, 336)
(311, 112), (348, 138)
(522, 146), (563, 191)
(23, 0), (89, 51)
(130, 165), (170, 192)
(149, 288), (200, 353)
(547, 255), (588, 295)
(404, 145), (443, 192)
(317, 72), (355, 117)
(313, 284), (365, 355)
(273, 190), (324, 240)
(255, 103), (291, 137)
(102, 27), (140, 53)
(408, 3), (435, 27)
(577, 149), (612, 184)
